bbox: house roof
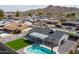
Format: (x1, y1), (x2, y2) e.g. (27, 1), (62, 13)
(66, 21), (79, 25)
(0, 20), (10, 26)
(58, 40), (76, 54)
(29, 27), (68, 40)
(4, 22), (17, 30)
(4, 22), (29, 31)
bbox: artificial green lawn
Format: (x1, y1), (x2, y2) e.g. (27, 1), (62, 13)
(5, 38), (33, 50)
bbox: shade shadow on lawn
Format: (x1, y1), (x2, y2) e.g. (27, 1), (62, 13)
(23, 40), (33, 44)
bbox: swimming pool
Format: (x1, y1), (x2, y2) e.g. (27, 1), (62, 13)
(24, 45), (56, 54)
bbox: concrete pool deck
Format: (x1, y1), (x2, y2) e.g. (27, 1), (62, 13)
(17, 45), (32, 54)
(17, 47), (26, 54)
(17, 44), (59, 54)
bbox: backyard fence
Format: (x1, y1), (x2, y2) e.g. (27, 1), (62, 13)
(0, 42), (18, 54)
(0, 31), (29, 43)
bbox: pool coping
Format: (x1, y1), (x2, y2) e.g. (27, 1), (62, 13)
(24, 44), (59, 54)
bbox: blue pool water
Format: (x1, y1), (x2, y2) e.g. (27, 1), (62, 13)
(26, 45), (56, 54)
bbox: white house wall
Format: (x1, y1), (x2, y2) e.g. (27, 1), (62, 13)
(59, 34), (69, 46)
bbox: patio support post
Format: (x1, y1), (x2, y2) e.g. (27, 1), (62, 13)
(51, 41), (52, 54)
(43, 38), (44, 45)
(50, 39), (53, 54)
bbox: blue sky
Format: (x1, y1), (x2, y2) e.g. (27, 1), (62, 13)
(0, 5), (47, 12)
(0, 5), (79, 12)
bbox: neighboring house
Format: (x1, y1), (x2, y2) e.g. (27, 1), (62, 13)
(58, 40), (77, 54)
(20, 19), (32, 26)
(41, 19), (59, 25)
(4, 22), (30, 33)
(58, 32), (79, 54)
(65, 21), (79, 31)
(61, 22), (77, 31)
(5, 14), (14, 19)
(65, 21), (79, 25)
(39, 15), (48, 19)
(0, 20), (10, 27)
(13, 17), (22, 20)
(33, 18), (59, 26)
(32, 15), (39, 20)
(75, 13), (79, 21)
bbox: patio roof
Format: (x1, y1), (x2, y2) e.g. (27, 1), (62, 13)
(29, 32), (48, 39)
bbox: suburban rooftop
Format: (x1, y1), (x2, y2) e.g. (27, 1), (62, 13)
(29, 27), (68, 40)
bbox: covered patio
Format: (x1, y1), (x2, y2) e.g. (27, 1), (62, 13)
(29, 32), (48, 44)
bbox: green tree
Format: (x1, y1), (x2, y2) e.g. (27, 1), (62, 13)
(66, 13), (75, 18)
(28, 13), (32, 17)
(60, 19), (65, 22)
(15, 11), (20, 17)
(0, 9), (4, 19)
(47, 12), (52, 18)
(37, 12), (43, 16)
(71, 13), (75, 16)
(66, 14), (70, 17)
(12, 29), (21, 34)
